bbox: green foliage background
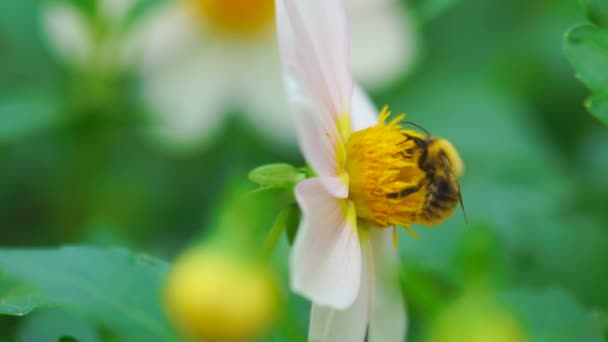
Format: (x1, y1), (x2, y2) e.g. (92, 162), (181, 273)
(0, 0), (607, 341)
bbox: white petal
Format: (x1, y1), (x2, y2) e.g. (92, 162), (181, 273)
(318, 176), (349, 199)
(367, 228), (407, 342)
(349, 2), (417, 88)
(351, 85), (378, 131)
(291, 178), (361, 309)
(309, 243), (371, 342)
(42, 3), (93, 67)
(276, 0), (353, 181)
(277, 0), (353, 122)
(289, 89), (349, 197)
(140, 47), (233, 147)
(125, 3), (200, 71)
(346, 0), (394, 11)
(238, 41), (299, 148)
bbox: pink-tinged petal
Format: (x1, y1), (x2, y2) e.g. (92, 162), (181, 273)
(367, 228), (407, 342)
(309, 250), (370, 342)
(276, 0), (353, 180)
(291, 90), (348, 194)
(308, 229), (376, 342)
(276, 0), (353, 123)
(351, 85), (378, 131)
(319, 175), (349, 199)
(291, 178), (361, 309)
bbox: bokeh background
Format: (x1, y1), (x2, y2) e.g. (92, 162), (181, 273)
(1, 0), (607, 341)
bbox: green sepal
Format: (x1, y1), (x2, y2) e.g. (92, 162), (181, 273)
(248, 163), (307, 192)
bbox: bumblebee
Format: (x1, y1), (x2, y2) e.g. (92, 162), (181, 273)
(387, 124), (466, 226)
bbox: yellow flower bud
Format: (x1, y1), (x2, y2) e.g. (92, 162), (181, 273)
(164, 249), (280, 342)
(428, 293), (528, 342)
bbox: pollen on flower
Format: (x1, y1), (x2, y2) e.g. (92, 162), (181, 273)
(345, 106), (428, 233)
(190, 0), (275, 37)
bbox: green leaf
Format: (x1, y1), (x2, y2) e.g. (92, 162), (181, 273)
(585, 93), (608, 124)
(0, 247), (179, 342)
(582, 0), (608, 28)
(0, 274), (50, 316)
(17, 309), (100, 342)
(565, 25), (608, 96)
(501, 288), (604, 342)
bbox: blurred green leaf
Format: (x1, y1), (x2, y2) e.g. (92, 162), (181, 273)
(0, 337), (18, 342)
(565, 25), (608, 96)
(17, 309), (100, 342)
(502, 288), (604, 342)
(0, 246), (178, 342)
(63, 0), (97, 18)
(564, 20), (608, 124)
(0, 91), (62, 143)
(60, 338), (79, 342)
(0, 0), (60, 75)
(0, 274), (50, 316)
(454, 223), (509, 288)
(585, 94), (608, 125)
(582, 0), (608, 28)
(406, 0), (460, 24)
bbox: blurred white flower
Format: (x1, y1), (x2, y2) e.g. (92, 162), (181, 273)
(127, 0), (416, 149)
(275, 0), (411, 340)
(43, 0), (137, 74)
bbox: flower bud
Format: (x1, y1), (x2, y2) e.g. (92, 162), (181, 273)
(164, 249), (280, 342)
(428, 293), (528, 342)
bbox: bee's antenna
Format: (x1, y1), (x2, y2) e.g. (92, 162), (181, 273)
(402, 121), (432, 137)
(458, 188), (468, 224)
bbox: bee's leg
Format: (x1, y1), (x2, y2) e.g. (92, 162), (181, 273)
(401, 224), (419, 239)
(386, 184), (422, 199)
(417, 146), (429, 169)
(398, 148), (413, 159)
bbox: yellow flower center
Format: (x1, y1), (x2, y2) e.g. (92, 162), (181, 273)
(345, 107), (428, 230)
(190, 0), (275, 37)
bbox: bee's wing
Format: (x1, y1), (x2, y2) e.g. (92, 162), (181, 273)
(440, 151), (467, 223)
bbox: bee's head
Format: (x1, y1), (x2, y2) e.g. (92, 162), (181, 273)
(428, 138), (464, 177)
(401, 121), (464, 176)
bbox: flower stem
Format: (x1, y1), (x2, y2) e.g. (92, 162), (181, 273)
(263, 207), (290, 258)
